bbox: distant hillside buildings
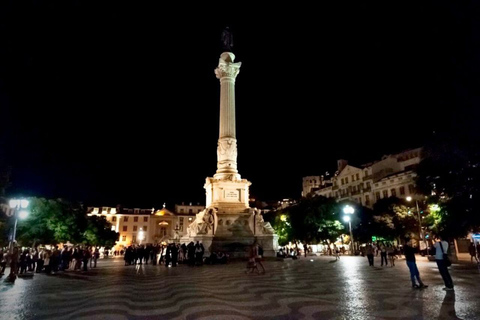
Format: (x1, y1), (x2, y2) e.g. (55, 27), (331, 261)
(302, 148), (422, 208)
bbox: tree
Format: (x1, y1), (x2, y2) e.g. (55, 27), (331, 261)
(371, 197), (419, 242)
(416, 132), (480, 238)
(16, 197), (58, 246)
(83, 215), (118, 247)
(271, 196), (344, 245)
(16, 197), (118, 247)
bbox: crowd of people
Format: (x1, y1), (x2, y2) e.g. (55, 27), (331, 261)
(0, 245), (102, 279)
(0, 240), (232, 279)
(121, 241), (229, 267)
(363, 242), (402, 267)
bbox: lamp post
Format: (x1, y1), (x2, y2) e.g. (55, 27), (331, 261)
(343, 205), (355, 255)
(138, 228), (145, 246)
(8, 199), (29, 251)
(406, 196), (427, 253)
(7, 198), (29, 282)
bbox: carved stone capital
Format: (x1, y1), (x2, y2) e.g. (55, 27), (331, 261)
(215, 61), (241, 80)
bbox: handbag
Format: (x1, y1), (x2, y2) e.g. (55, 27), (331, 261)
(439, 241), (452, 267)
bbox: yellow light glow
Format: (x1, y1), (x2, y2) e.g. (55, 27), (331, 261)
(280, 215), (287, 222)
(429, 204), (440, 213)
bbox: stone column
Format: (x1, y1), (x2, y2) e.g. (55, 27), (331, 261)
(214, 52), (242, 180)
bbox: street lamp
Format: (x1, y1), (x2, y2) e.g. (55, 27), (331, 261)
(406, 196), (427, 253)
(8, 198), (29, 250)
(138, 228), (145, 246)
(343, 205), (355, 255)
(7, 198), (29, 282)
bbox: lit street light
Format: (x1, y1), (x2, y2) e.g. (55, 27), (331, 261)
(138, 228), (145, 245)
(8, 199), (29, 251)
(343, 205), (355, 255)
(406, 196), (427, 253)
(7, 198), (29, 282)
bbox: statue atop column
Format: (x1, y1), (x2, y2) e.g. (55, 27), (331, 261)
(221, 26), (233, 52)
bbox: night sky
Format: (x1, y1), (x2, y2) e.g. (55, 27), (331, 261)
(1, 2), (479, 209)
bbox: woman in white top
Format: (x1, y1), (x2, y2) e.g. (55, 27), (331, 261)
(434, 235), (454, 290)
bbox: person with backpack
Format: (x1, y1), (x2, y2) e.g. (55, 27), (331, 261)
(434, 235), (454, 291)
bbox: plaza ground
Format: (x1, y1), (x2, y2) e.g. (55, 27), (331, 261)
(0, 255), (479, 319)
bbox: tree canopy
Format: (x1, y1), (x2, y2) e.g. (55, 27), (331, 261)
(13, 197), (118, 247)
(272, 196), (345, 245)
(416, 132), (480, 238)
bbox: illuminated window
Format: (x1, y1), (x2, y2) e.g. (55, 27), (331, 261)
(132, 235), (136, 242)
(122, 235), (126, 241)
(179, 217), (184, 231)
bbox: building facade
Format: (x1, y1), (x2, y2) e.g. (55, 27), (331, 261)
(87, 203), (202, 250)
(310, 148), (422, 208)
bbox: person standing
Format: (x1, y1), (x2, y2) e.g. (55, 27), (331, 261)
(404, 238), (428, 289)
(0, 248), (6, 275)
(380, 243), (388, 267)
(434, 235), (454, 291)
(366, 243), (374, 266)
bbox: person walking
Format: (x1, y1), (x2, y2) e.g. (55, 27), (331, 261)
(434, 235), (454, 291)
(387, 244), (396, 267)
(248, 239), (265, 274)
(404, 238), (428, 289)
(333, 244), (340, 260)
(468, 242), (478, 263)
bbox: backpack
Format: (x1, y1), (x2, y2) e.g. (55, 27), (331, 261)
(258, 246), (264, 256)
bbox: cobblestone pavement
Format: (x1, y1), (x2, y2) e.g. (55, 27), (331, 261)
(0, 255), (479, 319)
